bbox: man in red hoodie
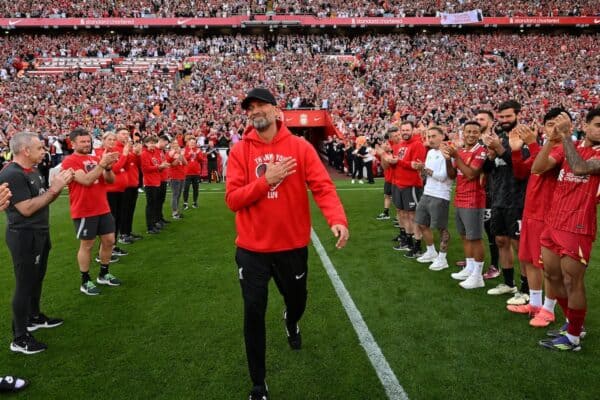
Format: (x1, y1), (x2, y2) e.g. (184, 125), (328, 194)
(226, 88), (349, 400)
(387, 120), (427, 257)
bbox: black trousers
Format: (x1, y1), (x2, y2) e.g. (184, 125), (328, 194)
(364, 160), (374, 183)
(107, 191), (124, 237)
(208, 162), (219, 183)
(183, 175), (200, 204)
(6, 228), (51, 339)
(120, 187), (139, 236)
(235, 246), (308, 386)
(158, 181), (168, 220)
(484, 210), (499, 267)
(144, 186), (161, 230)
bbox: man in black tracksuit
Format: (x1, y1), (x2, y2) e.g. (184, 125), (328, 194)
(0, 132), (73, 354)
(482, 100), (529, 302)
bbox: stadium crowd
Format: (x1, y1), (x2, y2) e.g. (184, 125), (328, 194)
(1, 0), (599, 18)
(1, 29), (600, 397)
(1, 33), (598, 148)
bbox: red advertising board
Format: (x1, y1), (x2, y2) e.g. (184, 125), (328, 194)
(1, 16), (599, 28)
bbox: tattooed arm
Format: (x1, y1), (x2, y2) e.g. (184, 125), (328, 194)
(562, 137), (600, 175)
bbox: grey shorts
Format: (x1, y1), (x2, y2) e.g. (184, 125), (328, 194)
(455, 208), (485, 240)
(73, 213), (115, 240)
(384, 181), (392, 196)
(415, 195), (449, 229)
(392, 185), (422, 211)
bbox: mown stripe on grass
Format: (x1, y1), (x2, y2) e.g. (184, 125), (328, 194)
(310, 228), (409, 400)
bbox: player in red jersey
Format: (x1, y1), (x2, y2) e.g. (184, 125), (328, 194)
(535, 108), (600, 351)
(166, 139), (187, 219)
(387, 121), (427, 257)
(507, 108), (567, 326)
(140, 135), (170, 234)
(443, 121), (487, 288)
(183, 137), (204, 210)
(61, 128), (122, 296)
(375, 126), (398, 221)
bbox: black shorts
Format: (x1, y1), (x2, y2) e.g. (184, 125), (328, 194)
(490, 207), (523, 240)
(73, 213), (115, 240)
(392, 185), (422, 211)
(383, 181), (392, 196)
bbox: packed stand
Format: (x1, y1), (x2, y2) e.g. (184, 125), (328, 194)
(1, 33), (598, 148)
(1, 0), (598, 18)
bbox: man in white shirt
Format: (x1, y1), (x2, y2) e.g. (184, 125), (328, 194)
(413, 126), (455, 270)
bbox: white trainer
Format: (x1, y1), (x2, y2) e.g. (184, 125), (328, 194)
(417, 251), (438, 264)
(451, 266), (473, 280)
(459, 274), (485, 289)
(506, 292), (530, 305)
(487, 283), (518, 295)
(429, 257), (449, 271)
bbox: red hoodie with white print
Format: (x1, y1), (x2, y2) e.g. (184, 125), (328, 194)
(226, 122), (347, 252)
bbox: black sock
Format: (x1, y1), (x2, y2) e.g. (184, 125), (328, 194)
(407, 234), (414, 247)
(502, 268), (514, 287)
(400, 228), (407, 240)
(414, 239), (421, 252)
(383, 208), (389, 215)
(100, 264), (109, 277)
(520, 275), (529, 294)
(81, 271), (91, 284)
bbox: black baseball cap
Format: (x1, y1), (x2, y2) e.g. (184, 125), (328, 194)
(241, 87), (277, 110)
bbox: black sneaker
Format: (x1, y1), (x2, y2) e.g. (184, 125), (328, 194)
(155, 222), (164, 230)
(95, 255), (119, 263)
(112, 247), (128, 257)
(10, 333), (47, 355)
(376, 212), (390, 220)
(192, 203), (198, 209)
(249, 383), (269, 400)
(129, 232), (143, 240)
(118, 235), (134, 245)
(404, 248), (423, 259)
(283, 311), (302, 350)
(147, 228), (160, 234)
(183, 203), (189, 210)
(393, 240), (410, 251)
(27, 313), (64, 332)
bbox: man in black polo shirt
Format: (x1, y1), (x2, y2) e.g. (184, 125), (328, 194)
(0, 132), (73, 354)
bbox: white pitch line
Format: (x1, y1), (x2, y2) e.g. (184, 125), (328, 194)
(310, 228), (409, 400)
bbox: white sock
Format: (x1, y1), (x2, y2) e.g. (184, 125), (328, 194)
(529, 290), (543, 308)
(465, 258), (475, 274)
(542, 297), (557, 314)
(438, 251), (447, 261)
(426, 245), (436, 254)
(473, 261), (484, 276)
(566, 333), (580, 345)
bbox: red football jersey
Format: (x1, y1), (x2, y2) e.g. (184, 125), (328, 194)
(61, 153), (111, 218)
(523, 145), (561, 221)
(546, 141), (600, 238)
(454, 143), (487, 209)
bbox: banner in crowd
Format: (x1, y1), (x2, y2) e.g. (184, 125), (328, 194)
(440, 10), (483, 25)
(1, 16), (599, 28)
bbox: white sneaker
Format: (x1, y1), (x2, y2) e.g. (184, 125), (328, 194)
(506, 292), (530, 305)
(487, 283), (518, 295)
(429, 257), (449, 271)
(351, 179), (355, 184)
(359, 180), (364, 184)
(417, 251), (438, 264)
(451, 266), (472, 280)
(459, 273), (485, 289)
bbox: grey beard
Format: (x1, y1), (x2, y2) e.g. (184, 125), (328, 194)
(252, 117), (271, 131)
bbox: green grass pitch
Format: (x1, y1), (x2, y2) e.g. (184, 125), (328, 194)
(0, 179), (598, 399)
